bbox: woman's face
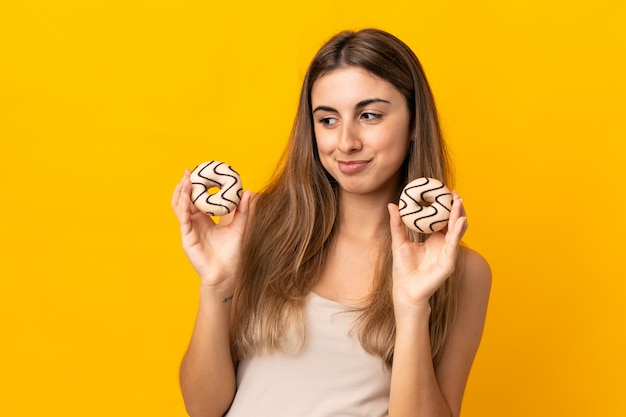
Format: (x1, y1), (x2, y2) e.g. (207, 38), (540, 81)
(311, 66), (411, 199)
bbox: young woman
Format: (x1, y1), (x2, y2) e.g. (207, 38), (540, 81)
(172, 28), (491, 417)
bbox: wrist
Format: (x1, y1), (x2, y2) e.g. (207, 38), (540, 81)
(393, 298), (431, 325)
(393, 286), (431, 311)
(199, 282), (235, 305)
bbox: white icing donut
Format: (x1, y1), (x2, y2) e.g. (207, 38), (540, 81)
(190, 161), (243, 216)
(399, 177), (452, 234)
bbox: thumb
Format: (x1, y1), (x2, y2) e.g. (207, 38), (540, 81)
(387, 203), (409, 249)
(230, 190), (252, 231)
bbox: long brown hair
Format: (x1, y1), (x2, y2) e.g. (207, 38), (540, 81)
(232, 28), (461, 367)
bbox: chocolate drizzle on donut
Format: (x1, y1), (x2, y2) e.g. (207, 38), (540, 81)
(190, 161), (243, 216)
(399, 177), (452, 234)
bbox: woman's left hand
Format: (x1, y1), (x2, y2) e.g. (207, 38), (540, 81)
(387, 191), (468, 312)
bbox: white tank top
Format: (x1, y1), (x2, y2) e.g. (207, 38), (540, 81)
(225, 292), (391, 417)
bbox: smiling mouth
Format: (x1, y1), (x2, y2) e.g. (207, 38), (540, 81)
(337, 160), (370, 174)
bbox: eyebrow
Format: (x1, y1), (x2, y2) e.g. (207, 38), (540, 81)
(312, 98), (391, 113)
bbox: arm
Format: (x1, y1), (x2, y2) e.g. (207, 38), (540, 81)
(387, 194), (491, 417)
(389, 249), (491, 417)
(434, 248), (491, 415)
(172, 171), (251, 417)
(180, 285), (237, 417)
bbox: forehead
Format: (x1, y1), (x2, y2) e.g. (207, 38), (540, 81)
(311, 66), (403, 105)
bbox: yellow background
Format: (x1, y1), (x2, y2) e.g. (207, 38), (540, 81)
(1, 1), (624, 416)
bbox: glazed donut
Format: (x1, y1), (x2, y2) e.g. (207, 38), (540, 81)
(398, 177), (452, 234)
(190, 161), (243, 216)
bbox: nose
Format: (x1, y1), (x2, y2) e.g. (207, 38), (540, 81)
(337, 121), (362, 154)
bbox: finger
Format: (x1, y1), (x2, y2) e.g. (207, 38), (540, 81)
(449, 215), (467, 243)
(447, 192), (466, 230)
(445, 212), (467, 252)
(171, 182), (182, 211)
(171, 173), (186, 210)
(178, 171), (195, 234)
(172, 171), (190, 220)
(449, 191), (463, 222)
(388, 203), (410, 248)
(454, 191), (467, 218)
(436, 192), (460, 235)
(229, 190), (252, 231)
(442, 192), (467, 249)
(237, 190), (251, 216)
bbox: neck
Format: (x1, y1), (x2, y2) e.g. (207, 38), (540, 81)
(336, 190), (395, 241)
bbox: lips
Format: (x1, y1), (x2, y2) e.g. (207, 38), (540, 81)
(337, 160), (370, 174)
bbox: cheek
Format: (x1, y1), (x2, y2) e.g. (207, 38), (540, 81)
(314, 129), (333, 155)
(382, 128), (411, 164)
(378, 124), (410, 150)
(313, 131), (332, 172)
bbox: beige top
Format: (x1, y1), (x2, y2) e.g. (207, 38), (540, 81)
(225, 292), (391, 417)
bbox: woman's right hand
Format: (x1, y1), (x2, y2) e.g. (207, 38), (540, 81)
(171, 169), (251, 290)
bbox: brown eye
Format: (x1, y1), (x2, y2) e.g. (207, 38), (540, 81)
(361, 112), (382, 121)
(320, 116), (338, 126)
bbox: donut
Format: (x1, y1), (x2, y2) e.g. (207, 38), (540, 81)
(190, 161), (243, 216)
(398, 177), (452, 234)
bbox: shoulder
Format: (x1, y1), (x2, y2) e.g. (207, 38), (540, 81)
(458, 246), (492, 305)
(460, 247), (491, 283)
